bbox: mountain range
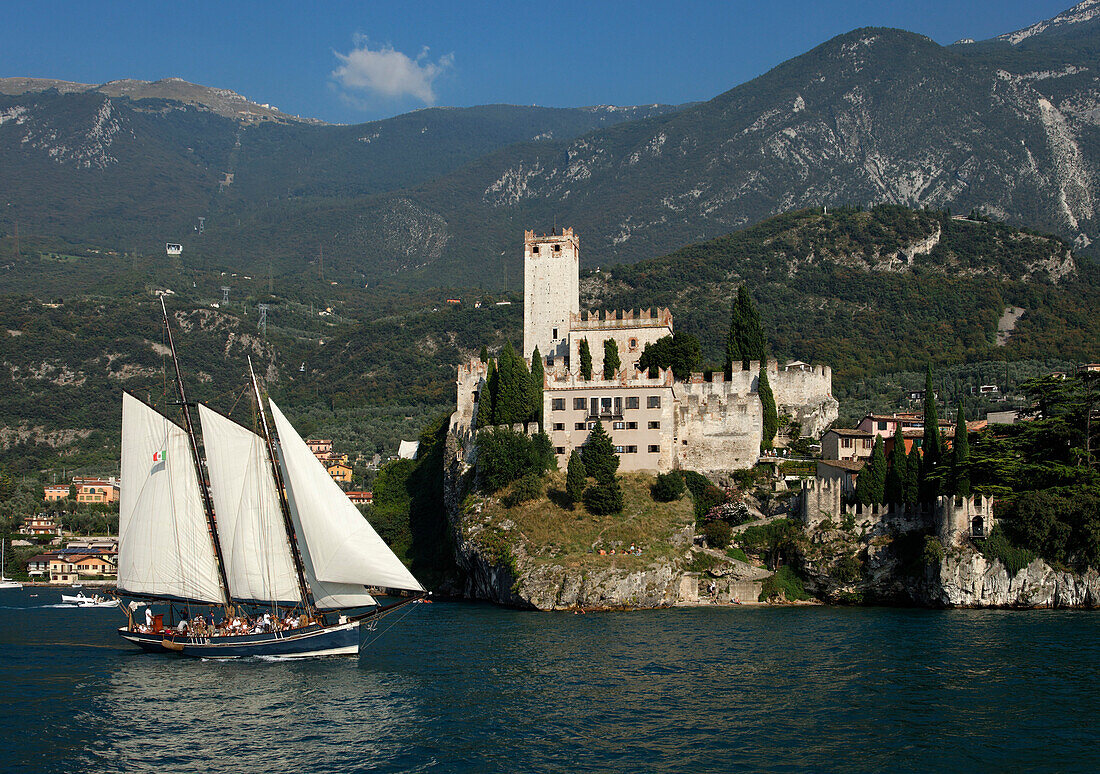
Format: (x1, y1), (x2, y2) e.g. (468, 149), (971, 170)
(1, 2), (1098, 287)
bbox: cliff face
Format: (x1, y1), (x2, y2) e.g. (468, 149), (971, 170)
(933, 551), (1100, 608)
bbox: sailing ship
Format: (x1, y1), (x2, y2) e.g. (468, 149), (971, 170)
(0, 540), (22, 590)
(115, 299), (424, 658)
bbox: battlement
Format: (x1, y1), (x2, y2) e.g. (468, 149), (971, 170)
(547, 366), (675, 389)
(525, 227), (578, 246)
(570, 308), (673, 330)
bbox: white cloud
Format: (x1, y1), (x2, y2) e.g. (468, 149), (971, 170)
(332, 35), (453, 105)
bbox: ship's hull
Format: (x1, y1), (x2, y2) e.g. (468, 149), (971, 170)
(118, 621), (359, 659)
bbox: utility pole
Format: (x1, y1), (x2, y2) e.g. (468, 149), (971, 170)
(221, 286), (230, 305)
(258, 304), (268, 337)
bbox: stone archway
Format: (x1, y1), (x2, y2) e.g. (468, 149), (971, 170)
(971, 516), (985, 538)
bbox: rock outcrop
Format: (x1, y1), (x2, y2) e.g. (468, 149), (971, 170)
(933, 551), (1100, 608)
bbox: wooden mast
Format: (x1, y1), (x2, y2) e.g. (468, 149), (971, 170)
(248, 356), (316, 616)
(159, 296), (233, 608)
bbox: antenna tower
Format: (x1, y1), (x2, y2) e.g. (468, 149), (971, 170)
(221, 286), (230, 305)
(258, 303), (268, 337)
(197, 217), (205, 235)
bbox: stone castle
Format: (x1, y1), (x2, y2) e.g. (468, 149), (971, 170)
(454, 228), (839, 475)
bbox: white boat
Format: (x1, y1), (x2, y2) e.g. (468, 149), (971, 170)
(61, 592), (117, 608)
(0, 540), (22, 590)
(115, 299), (424, 659)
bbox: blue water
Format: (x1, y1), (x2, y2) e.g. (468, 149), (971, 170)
(1, 589), (1098, 773)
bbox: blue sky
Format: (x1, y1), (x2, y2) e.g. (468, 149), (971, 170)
(0, 0), (1076, 124)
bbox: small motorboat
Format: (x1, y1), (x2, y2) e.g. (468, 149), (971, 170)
(61, 592), (118, 608)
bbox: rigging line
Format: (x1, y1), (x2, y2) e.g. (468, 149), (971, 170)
(358, 602), (422, 652)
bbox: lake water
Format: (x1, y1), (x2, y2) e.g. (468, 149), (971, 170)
(1, 589), (1098, 773)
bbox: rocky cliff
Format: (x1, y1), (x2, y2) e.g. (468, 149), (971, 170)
(441, 432), (766, 610)
(933, 551), (1100, 608)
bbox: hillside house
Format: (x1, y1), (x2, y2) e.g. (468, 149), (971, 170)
(820, 429), (874, 461)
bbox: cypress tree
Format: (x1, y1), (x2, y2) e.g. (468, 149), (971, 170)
(529, 347), (545, 428)
(884, 425), (906, 503)
(603, 338), (621, 379)
(478, 345), (488, 363)
(582, 419), (619, 484)
(758, 368), (778, 450)
(495, 342), (531, 426)
(478, 359), (497, 428)
(867, 436), (887, 504)
(726, 286), (767, 372)
(921, 366), (942, 500)
(904, 446), (921, 505)
(566, 450), (586, 506)
(953, 403), (970, 496)
(579, 339), (593, 380)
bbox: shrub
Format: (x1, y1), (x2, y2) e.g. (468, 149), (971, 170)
(726, 546), (750, 563)
(652, 470), (686, 502)
(703, 520), (732, 549)
(682, 470), (726, 520)
(979, 526), (1037, 577)
(477, 427), (556, 492)
(831, 553), (863, 582)
(503, 473), (543, 507)
(583, 480), (624, 515)
(759, 566), (809, 602)
(922, 535), (946, 566)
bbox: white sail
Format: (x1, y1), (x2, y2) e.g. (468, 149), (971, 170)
(118, 392), (226, 604)
(197, 404), (303, 605)
(269, 400), (423, 606)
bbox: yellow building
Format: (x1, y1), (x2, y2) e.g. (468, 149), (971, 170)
(43, 484), (70, 502)
(75, 480), (119, 504)
(326, 462), (353, 485)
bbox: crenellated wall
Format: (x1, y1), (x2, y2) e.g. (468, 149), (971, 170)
(672, 378), (762, 473)
(568, 308), (673, 377)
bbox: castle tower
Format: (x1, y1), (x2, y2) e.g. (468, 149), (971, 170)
(523, 228), (579, 364)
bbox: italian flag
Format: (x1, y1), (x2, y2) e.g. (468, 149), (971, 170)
(152, 450), (167, 463)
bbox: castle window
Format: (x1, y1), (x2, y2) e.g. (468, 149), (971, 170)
(552, 398), (565, 411)
(629, 338), (638, 351)
(614, 445), (624, 453)
(626, 422), (637, 430)
(587, 421), (596, 430)
(647, 396), (661, 409)
(532, 246), (540, 255)
(555, 447), (566, 455)
(552, 328), (558, 339)
(553, 244), (561, 252)
(575, 422), (586, 430)
(648, 445), (660, 453)
(624, 446), (637, 454)
(648, 421), (660, 429)
(553, 423), (565, 431)
(573, 397), (586, 411)
(625, 396), (639, 410)
(613, 421), (625, 430)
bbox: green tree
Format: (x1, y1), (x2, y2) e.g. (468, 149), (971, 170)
(953, 402), (970, 496)
(884, 425), (906, 503)
(529, 346), (545, 429)
(494, 342), (532, 426)
(921, 366), (942, 499)
(566, 450), (587, 506)
(582, 419), (619, 484)
(477, 359), (497, 428)
(579, 339), (593, 381)
(866, 436), (887, 504)
(0, 466), (15, 501)
(478, 345), (488, 363)
(638, 331), (701, 380)
(725, 285), (767, 373)
(904, 447), (922, 505)
(652, 470), (686, 502)
(583, 479), (624, 515)
(603, 338), (621, 379)
(759, 368), (778, 450)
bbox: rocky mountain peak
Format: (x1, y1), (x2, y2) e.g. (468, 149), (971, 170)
(995, 0), (1100, 45)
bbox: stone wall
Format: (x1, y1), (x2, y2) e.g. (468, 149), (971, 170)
(672, 378), (762, 473)
(523, 228), (579, 362)
(567, 308), (672, 376)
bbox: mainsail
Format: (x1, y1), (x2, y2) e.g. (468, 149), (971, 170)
(269, 400), (424, 608)
(118, 392), (226, 604)
(197, 404), (303, 605)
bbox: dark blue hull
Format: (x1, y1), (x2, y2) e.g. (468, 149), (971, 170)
(118, 621), (359, 658)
